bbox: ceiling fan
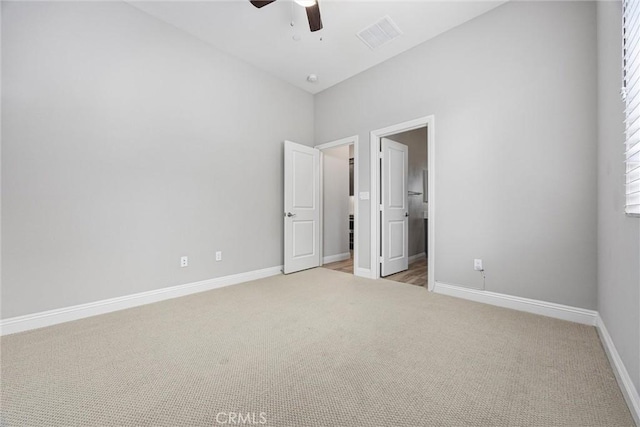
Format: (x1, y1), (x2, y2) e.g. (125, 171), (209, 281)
(250, 0), (323, 32)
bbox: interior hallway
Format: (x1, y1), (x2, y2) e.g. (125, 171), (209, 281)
(385, 257), (427, 287)
(322, 254), (428, 287)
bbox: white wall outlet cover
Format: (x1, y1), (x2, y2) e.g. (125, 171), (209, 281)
(215, 251), (222, 261)
(180, 256), (188, 267)
(359, 192), (370, 200)
(474, 259), (483, 271)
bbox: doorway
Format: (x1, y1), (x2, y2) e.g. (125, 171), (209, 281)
(370, 116), (435, 290)
(316, 136), (359, 276)
(382, 129), (427, 286)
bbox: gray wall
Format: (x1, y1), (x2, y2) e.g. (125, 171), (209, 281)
(387, 128), (427, 257)
(2, 2), (638, 399)
(597, 1), (640, 394)
(322, 145), (350, 259)
(1, 1), (314, 318)
(315, 1), (598, 309)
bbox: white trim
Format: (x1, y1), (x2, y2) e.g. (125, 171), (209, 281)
(316, 135), (359, 276)
(354, 267), (373, 278)
(432, 281), (597, 326)
(0, 266), (283, 336)
(370, 116), (435, 291)
(319, 150), (324, 266)
(409, 252), (426, 263)
(315, 136), (356, 151)
(596, 314), (640, 426)
(431, 282), (640, 423)
(323, 252), (351, 264)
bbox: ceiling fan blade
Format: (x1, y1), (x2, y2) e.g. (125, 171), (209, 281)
(250, 0), (276, 8)
(305, 2), (323, 32)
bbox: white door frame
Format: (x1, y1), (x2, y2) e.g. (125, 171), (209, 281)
(315, 135), (364, 277)
(370, 116), (435, 290)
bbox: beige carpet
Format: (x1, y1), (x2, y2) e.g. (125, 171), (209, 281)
(0, 268), (634, 426)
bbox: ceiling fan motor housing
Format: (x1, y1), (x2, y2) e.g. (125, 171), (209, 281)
(250, 0), (322, 32)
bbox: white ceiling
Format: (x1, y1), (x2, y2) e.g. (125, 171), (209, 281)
(129, 1), (506, 94)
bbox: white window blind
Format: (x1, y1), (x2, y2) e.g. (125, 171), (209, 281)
(623, 0), (640, 216)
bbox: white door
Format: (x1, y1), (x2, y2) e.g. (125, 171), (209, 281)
(381, 138), (408, 277)
(284, 140), (321, 274)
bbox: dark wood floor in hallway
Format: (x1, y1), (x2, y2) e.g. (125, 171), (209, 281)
(322, 254), (428, 287)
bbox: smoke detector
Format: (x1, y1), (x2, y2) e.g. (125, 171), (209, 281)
(307, 74), (318, 83)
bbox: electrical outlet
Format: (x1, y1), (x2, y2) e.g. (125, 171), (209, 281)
(474, 259), (483, 271)
(180, 256), (188, 268)
(215, 251), (222, 262)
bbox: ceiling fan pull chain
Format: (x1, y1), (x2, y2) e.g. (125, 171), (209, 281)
(290, 0), (295, 27)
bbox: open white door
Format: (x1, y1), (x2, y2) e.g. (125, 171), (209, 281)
(284, 141), (321, 274)
(381, 138), (408, 277)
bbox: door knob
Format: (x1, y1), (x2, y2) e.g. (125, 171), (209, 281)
(405, 212), (409, 217)
(285, 212), (296, 217)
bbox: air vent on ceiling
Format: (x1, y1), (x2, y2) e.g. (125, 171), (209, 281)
(357, 16), (402, 50)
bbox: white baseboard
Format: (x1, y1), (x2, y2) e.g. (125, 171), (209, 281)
(596, 314), (640, 426)
(0, 266), (283, 336)
(409, 252), (426, 263)
(323, 252), (351, 264)
(432, 281), (597, 326)
(3, 269), (638, 424)
(355, 267), (373, 279)
(432, 282), (638, 423)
